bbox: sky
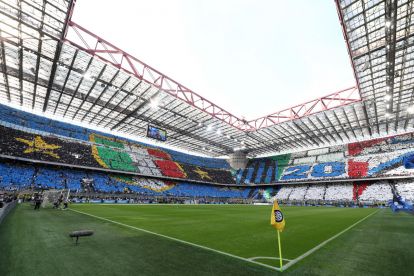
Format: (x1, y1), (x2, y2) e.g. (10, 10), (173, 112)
(71, 0), (356, 119)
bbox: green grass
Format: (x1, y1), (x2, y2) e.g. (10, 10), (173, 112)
(1, 204), (413, 275)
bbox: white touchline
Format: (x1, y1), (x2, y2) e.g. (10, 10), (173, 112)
(282, 210), (380, 270)
(69, 209), (281, 272)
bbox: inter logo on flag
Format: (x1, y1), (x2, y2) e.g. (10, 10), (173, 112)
(270, 200), (285, 232)
(275, 210), (283, 222)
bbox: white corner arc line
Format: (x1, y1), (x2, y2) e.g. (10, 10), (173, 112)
(282, 210), (379, 270)
(69, 209), (281, 272)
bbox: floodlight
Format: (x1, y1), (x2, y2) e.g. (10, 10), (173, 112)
(83, 72), (93, 80)
(385, 20), (391, 28)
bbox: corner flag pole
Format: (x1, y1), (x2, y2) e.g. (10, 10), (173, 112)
(277, 230), (283, 271)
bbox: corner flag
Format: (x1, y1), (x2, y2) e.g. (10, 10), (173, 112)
(270, 199), (285, 270)
(270, 200), (285, 232)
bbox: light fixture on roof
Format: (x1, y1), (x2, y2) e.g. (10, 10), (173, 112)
(234, 138), (238, 142)
(83, 72), (93, 80)
(202, 146), (206, 150)
(385, 112), (391, 118)
(226, 134), (231, 139)
(384, 94), (392, 101)
(216, 129), (221, 135)
(198, 122), (203, 127)
(206, 125), (213, 131)
(385, 20), (392, 28)
(209, 149), (213, 152)
(240, 141), (245, 145)
(408, 106), (414, 114)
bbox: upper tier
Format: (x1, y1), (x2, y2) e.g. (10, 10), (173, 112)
(236, 134), (414, 184)
(0, 104), (230, 170)
(0, 104), (234, 184)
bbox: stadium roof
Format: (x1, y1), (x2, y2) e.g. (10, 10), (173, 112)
(0, 0), (413, 157)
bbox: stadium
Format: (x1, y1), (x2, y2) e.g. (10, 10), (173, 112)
(0, 0), (414, 275)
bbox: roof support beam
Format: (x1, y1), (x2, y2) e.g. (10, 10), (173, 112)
(62, 56), (94, 117)
(307, 117), (330, 144)
(79, 70), (121, 122)
(292, 121), (319, 146)
(71, 64), (107, 119)
(90, 79), (139, 126)
(110, 90), (161, 131)
(31, 1), (47, 109)
(53, 50), (78, 114)
(43, 0), (76, 112)
(384, 0), (398, 134)
(17, 0), (23, 105)
(0, 31), (11, 102)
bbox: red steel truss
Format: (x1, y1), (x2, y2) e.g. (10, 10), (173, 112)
(63, 21), (361, 131)
(248, 86), (360, 129)
(64, 21), (248, 130)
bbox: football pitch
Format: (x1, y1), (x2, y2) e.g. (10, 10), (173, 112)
(1, 204), (413, 275)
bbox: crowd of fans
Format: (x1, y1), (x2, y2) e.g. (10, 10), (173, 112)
(0, 123), (235, 184)
(0, 160), (253, 199)
(272, 180), (414, 205)
(236, 133), (414, 184)
(0, 102), (414, 207)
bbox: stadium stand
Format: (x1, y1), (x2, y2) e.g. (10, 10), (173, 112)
(395, 180), (414, 201)
(236, 134), (414, 184)
(2, 103), (414, 187)
(0, 104), (230, 168)
(0, 104), (235, 184)
(304, 185), (326, 200)
(358, 181), (393, 202)
(1, 103), (414, 205)
(287, 185), (308, 201)
(274, 186), (294, 201)
(0, 160), (252, 199)
(324, 184), (354, 201)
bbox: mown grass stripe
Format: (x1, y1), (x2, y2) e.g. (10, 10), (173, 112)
(70, 208), (282, 272)
(283, 209), (379, 270)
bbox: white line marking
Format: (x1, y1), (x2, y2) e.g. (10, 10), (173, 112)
(248, 256), (292, 261)
(282, 210), (379, 270)
(69, 208), (281, 272)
